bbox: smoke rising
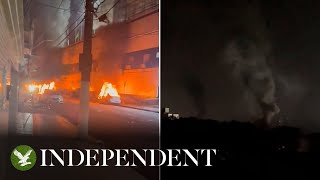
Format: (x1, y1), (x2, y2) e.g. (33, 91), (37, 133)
(217, 1), (281, 124)
(161, 0), (320, 131)
(33, 0), (71, 45)
(52, 0), (71, 45)
(89, 23), (128, 89)
(223, 36), (280, 124)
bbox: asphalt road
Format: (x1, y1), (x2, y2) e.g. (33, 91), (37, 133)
(50, 98), (160, 148)
(52, 99), (160, 179)
(18, 98), (160, 179)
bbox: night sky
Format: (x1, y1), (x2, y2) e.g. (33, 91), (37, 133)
(161, 0), (320, 132)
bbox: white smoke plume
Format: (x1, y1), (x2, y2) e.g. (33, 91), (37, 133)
(32, 0), (71, 47)
(223, 36), (280, 125)
(53, 0), (71, 47)
(219, 1), (281, 125)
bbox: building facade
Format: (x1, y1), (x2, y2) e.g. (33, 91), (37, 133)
(60, 0), (159, 98)
(0, 0), (26, 135)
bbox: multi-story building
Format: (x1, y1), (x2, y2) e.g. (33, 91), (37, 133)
(23, 0), (34, 77)
(0, 0), (25, 134)
(60, 0), (159, 98)
(0, 0), (25, 94)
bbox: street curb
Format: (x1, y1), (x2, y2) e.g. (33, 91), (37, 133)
(67, 98), (159, 113)
(95, 101), (159, 113)
(112, 104), (159, 113)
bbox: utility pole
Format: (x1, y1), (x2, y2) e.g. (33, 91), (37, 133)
(79, 0), (93, 139)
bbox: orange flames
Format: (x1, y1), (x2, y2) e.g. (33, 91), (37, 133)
(98, 82), (120, 99)
(27, 82), (55, 94)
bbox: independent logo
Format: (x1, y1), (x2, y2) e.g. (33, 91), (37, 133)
(10, 145), (37, 171)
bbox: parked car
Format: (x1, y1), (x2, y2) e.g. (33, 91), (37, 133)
(109, 96), (121, 104)
(98, 95), (121, 104)
(41, 90), (64, 104)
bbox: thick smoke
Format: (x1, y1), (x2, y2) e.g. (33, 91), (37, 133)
(30, 1), (71, 79)
(33, 0), (71, 44)
(66, 0), (84, 46)
(54, 0), (72, 46)
(90, 23), (129, 89)
(223, 35), (280, 124)
(219, 1), (281, 125)
(161, 0), (320, 131)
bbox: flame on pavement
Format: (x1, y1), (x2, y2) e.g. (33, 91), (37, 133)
(98, 82), (120, 99)
(27, 82), (55, 94)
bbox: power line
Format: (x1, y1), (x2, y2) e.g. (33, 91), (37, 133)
(95, 0), (121, 23)
(56, 17), (85, 47)
(36, 0), (85, 48)
(98, 0), (121, 15)
(53, 11), (85, 45)
(94, 0), (105, 14)
(34, 0), (65, 44)
(36, 1), (84, 14)
(51, 0), (85, 44)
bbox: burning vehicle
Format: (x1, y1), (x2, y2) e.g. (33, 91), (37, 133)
(40, 90), (64, 104)
(22, 81), (63, 105)
(98, 82), (121, 104)
(27, 81), (55, 95)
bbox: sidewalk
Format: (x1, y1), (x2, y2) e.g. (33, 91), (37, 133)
(0, 111), (148, 180)
(0, 111), (77, 137)
(32, 113), (78, 138)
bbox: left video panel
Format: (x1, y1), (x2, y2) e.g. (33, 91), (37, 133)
(0, 0), (160, 179)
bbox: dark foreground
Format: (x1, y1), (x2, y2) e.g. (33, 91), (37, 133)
(0, 135), (158, 180)
(161, 117), (320, 180)
(1, 117), (320, 180)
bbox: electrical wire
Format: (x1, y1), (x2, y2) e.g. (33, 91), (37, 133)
(55, 17), (85, 47)
(98, 0), (121, 15)
(34, 0), (65, 45)
(36, 1), (84, 14)
(51, 0), (85, 43)
(53, 11), (85, 45)
(94, 0), (105, 14)
(38, 0), (85, 48)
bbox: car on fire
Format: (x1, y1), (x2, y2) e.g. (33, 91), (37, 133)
(98, 95), (121, 104)
(97, 82), (121, 104)
(40, 90), (64, 104)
